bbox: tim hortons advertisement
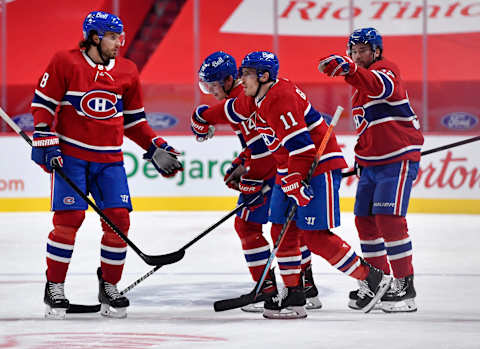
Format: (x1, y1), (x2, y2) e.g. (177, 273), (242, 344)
(0, 135), (478, 211)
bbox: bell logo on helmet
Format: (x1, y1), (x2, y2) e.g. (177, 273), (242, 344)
(262, 52), (275, 60)
(211, 57), (225, 68)
(96, 12), (109, 19)
(80, 90), (119, 119)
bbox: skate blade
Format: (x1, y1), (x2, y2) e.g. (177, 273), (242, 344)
(349, 299), (383, 311)
(100, 303), (127, 318)
(305, 296), (322, 310)
(382, 298), (417, 313)
(45, 305), (66, 320)
(363, 276), (392, 314)
(263, 306), (307, 319)
(241, 302), (264, 313)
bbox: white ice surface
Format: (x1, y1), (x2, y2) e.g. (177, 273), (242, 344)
(0, 211), (479, 348)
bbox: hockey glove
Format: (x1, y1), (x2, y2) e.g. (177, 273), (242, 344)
(191, 105), (215, 142)
(318, 54), (357, 77)
(31, 126), (63, 173)
(238, 177), (267, 210)
(143, 137), (184, 178)
(224, 150), (250, 191)
(281, 172), (314, 207)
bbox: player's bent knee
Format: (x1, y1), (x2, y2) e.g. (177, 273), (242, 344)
(234, 216), (262, 240)
(303, 229), (344, 260)
(101, 208), (130, 240)
(375, 214), (408, 239)
(53, 210), (85, 229)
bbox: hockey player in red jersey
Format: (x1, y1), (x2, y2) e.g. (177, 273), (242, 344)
(318, 27), (424, 312)
(199, 51), (392, 318)
(191, 51), (322, 313)
(31, 11), (183, 319)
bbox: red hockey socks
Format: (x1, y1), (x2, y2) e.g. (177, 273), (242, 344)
(100, 208), (130, 285)
(376, 214), (413, 278)
(46, 210), (85, 283)
(270, 222), (302, 287)
(234, 216), (271, 282)
(355, 215), (391, 275)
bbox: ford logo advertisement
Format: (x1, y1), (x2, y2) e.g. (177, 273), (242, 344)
(146, 112), (178, 130)
(12, 113), (34, 131)
(441, 112), (478, 130)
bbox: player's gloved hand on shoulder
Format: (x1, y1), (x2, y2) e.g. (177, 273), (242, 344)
(238, 177), (267, 210)
(191, 105), (215, 142)
(31, 126), (63, 173)
(143, 137), (184, 178)
(318, 54), (357, 77)
(224, 149), (250, 191)
(281, 172), (314, 207)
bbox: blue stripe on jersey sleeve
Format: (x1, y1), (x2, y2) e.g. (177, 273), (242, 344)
(237, 133), (247, 149)
(304, 106), (322, 126)
(124, 110), (146, 126)
(283, 131), (314, 154)
(364, 101), (415, 122)
(32, 93), (57, 114)
(370, 70), (394, 99)
(225, 98), (247, 124)
(248, 137), (269, 157)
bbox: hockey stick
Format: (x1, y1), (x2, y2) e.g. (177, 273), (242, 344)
(66, 185), (271, 313)
(214, 106), (344, 312)
(0, 107), (184, 267)
(341, 135), (480, 178)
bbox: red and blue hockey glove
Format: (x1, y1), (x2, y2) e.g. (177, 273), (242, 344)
(191, 105), (215, 142)
(281, 172), (314, 207)
(143, 137), (184, 178)
(223, 149), (250, 190)
(238, 177), (267, 210)
(31, 126), (63, 173)
(318, 54), (357, 77)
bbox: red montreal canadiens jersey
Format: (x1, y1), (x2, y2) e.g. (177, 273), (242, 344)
(345, 58), (424, 167)
(199, 83), (276, 181)
(224, 78), (347, 180)
(31, 49), (156, 163)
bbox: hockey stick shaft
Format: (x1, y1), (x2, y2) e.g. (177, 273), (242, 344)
(0, 107), (183, 267)
(341, 135), (480, 178)
(214, 106), (344, 312)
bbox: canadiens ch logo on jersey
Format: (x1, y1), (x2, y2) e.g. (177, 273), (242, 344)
(353, 107), (368, 136)
(80, 90), (120, 119)
(257, 126), (280, 151)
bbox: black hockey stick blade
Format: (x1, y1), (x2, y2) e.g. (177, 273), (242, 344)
(214, 290), (256, 312)
(66, 303), (101, 314)
(141, 249), (186, 266)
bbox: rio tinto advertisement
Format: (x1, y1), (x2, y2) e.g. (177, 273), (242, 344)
(0, 135), (478, 210)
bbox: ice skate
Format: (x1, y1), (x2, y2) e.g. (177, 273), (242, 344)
(241, 268), (278, 313)
(304, 265), (322, 310)
(44, 280), (69, 320)
(348, 287), (384, 311)
(381, 275), (417, 313)
(263, 282), (307, 319)
(355, 261), (392, 313)
(97, 267), (129, 318)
